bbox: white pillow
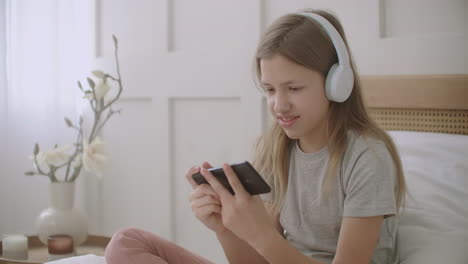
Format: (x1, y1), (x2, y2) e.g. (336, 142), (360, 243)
(388, 131), (468, 264)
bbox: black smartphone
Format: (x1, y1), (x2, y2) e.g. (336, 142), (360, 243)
(191, 161), (271, 195)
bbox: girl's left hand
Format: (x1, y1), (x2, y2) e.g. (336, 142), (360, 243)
(200, 163), (276, 245)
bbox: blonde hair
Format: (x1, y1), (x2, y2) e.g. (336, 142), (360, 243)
(252, 10), (406, 214)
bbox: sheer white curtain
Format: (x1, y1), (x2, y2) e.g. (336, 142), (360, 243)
(0, 0), (93, 235)
(1, 1), (7, 147)
(0, 2), (8, 217)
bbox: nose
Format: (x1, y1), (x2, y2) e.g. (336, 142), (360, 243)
(273, 92), (291, 114)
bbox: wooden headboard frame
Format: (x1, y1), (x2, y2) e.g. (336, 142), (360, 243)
(361, 75), (468, 135)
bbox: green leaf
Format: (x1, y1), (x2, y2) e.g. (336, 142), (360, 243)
(72, 167), (81, 177)
(77, 81), (83, 91)
(64, 117), (73, 127)
(92, 70), (105, 79)
(25, 171), (35, 176)
(112, 35), (118, 48)
(87, 77), (95, 89)
(34, 143), (39, 155)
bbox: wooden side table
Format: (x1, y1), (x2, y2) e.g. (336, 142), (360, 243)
(0, 235), (110, 264)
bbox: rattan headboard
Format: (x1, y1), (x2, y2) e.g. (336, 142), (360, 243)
(361, 75), (468, 135)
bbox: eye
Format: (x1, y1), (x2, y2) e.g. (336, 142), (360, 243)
(263, 87), (275, 94)
(289, 86), (303, 92)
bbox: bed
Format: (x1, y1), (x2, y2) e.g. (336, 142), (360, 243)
(362, 74), (468, 264)
(46, 74), (468, 264)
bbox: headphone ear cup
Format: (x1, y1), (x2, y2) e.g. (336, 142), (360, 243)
(325, 64), (354, 103)
(325, 64), (339, 102)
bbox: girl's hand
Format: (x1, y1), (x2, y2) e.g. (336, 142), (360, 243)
(186, 162), (226, 234)
(200, 163), (276, 245)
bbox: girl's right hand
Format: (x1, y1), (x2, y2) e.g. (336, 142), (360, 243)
(185, 162), (226, 234)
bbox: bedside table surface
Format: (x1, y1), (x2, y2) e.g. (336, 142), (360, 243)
(0, 235), (110, 264)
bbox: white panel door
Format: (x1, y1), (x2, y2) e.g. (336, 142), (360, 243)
(92, 1), (264, 263)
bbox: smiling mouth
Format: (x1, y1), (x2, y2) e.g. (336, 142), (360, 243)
(279, 116), (299, 121)
(278, 116), (299, 127)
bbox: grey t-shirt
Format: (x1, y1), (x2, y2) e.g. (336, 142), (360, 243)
(267, 131), (398, 264)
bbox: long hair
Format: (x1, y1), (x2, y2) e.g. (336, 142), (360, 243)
(252, 9), (406, 214)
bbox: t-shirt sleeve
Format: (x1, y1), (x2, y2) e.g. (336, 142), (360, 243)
(342, 143), (397, 218)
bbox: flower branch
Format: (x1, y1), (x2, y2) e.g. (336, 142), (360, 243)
(26, 35), (123, 182)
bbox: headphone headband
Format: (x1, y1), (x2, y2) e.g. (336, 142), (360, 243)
(298, 13), (350, 66)
(297, 12), (354, 102)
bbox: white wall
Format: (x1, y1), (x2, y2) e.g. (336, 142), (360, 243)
(264, 0), (468, 75)
(86, 3), (264, 263)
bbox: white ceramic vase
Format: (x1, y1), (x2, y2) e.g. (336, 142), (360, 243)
(35, 182), (88, 246)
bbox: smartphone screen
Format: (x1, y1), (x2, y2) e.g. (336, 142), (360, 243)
(191, 161), (271, 195)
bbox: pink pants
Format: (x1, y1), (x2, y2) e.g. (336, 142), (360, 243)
(105, 228), (216, 264)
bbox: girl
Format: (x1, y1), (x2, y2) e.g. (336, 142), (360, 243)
(105, 9), (405, 264)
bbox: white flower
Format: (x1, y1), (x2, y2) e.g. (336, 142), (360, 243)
(83, 92), (93, 100)
(72, 153), (83, 168)
(82, 81), (110, 101)
(82, 137), (108, 179)
(33, 146), (72, 172)
(94, 81), (111, 100)
(32, 152), (49, 172)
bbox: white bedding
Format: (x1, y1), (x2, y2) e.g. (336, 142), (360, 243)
(48, 131), (468, 264)
(389, 131), (468, 264)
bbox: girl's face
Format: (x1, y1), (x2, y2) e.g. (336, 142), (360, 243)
(260, 54), (330, 151)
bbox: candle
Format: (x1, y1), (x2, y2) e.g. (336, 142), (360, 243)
(1, 234), (28, 260)
(47, 234), (75, 261)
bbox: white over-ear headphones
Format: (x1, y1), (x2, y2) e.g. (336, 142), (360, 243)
(298, 13), (354, 103)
